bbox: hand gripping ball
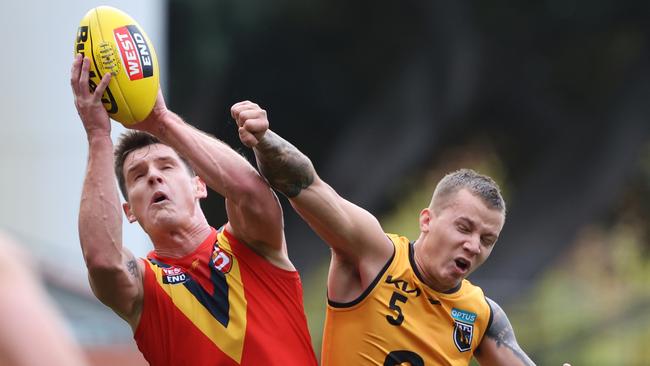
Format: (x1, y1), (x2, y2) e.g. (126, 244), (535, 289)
(74, 6), (160, 125)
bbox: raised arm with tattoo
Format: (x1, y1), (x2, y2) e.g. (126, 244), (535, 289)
(71, 54), (143, 329)
(236, 103), (548, 365)
(233, 103), (393, 294)
(71, 59), (317, 364)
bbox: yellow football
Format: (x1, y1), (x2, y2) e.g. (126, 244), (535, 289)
(74, 6), (160, 125)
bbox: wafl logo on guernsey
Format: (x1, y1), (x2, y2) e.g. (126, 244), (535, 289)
(162, 266), (188, 285)
(451, 308), (477, 352)
(113, 25), (154, 80)
(212, 245), (233, 274)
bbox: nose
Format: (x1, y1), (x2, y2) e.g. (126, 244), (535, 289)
(462, 236), (481, 255)
(147, 169), (164, 186)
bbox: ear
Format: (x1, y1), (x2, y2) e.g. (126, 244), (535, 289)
(122, 202), (138, 223)
(194, 176), (208, 199)
(419, 207), (432, 233)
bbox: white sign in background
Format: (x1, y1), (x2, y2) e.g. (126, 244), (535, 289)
(0, 1), (166, 281)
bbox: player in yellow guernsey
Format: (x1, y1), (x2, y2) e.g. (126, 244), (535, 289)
(322, 233), (493, 365)
(235, 113), (536, 365)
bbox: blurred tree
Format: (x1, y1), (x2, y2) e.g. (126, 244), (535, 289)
(167, 1), (650, 359)
(168, 0), (650, 290)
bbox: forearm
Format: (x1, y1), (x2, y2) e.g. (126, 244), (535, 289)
(253, 130), (315, 198)
(253, 130), (390, 261)
(78, 135), (124, 269)
(147, 111), (263, 199)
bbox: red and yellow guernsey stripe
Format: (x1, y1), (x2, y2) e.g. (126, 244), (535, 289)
(144, 231), (247, 362)
(134, 227), (318, 366)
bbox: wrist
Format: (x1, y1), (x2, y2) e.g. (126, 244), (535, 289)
(254, 130), (275, 152)
(86, 131), (111, 143)
(144, 109), (177, 137)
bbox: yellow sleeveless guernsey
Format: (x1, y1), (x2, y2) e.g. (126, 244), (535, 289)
(321, 234), (492, 366)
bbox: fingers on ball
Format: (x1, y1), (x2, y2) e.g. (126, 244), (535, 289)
(94, 73), (112, 100)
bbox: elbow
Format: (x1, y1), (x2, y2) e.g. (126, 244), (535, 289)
(234, 187), (272, 217)
(229, 173), (271, 202)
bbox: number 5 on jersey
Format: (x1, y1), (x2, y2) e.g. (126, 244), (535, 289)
(386, 291), (408, 326)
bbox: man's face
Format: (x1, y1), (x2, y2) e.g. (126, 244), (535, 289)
(122, 143), (205, 232)
(417, 189), (505, 291)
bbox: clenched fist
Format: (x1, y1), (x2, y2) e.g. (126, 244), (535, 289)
(231, 101), (270, 148)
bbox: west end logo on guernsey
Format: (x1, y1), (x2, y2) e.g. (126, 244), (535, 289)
(162, 266), (188, 285)
(211, 245), (233, 274)
(451, 308), (476, 352)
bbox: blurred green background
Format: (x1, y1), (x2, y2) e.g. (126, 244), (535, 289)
(165, 1), (650, 364)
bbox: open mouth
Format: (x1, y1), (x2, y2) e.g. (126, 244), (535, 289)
(151, 192), (168, 204)
(454, 258), (470, 272)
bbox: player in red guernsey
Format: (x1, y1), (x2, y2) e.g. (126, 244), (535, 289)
(71, 55), (317, 365)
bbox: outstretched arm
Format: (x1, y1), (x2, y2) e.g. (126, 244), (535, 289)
(475, 297), (535, 366)
(71, 54), (143, 328)
(132, 99), (286, 260)
(235, 108), (392, 266)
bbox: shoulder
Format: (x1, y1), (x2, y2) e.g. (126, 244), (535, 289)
(385, 233), (409, 254)
(475, 297), (536, 365)
(484, 297), (509, 340)
(386, 233), (408, 243)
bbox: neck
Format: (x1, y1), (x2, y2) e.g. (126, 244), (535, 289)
(412, 238), (459, 293)
(148, 221), (212, 258)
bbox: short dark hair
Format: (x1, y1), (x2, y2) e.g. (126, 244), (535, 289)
(432, 168), (506, 215)
(113, 131), (194, 200)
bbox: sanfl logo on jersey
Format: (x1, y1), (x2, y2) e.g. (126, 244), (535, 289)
(162, 266), (189, 284)
(211, 245), (233, 274)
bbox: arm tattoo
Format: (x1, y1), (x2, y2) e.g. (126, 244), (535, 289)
(485, 298), (535, 366)
(126, 259), (139, 279)
(254, 130), (315, 198)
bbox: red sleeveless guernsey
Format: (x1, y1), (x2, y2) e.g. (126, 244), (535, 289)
(134, 227), (317, 366)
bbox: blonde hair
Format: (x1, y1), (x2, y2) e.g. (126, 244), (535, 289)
(431, 168), (506, 215)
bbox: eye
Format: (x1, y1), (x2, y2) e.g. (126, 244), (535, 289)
(162, 165), (173, 170)
(457, 225), (470, 234)
(481, 236), (496, 247)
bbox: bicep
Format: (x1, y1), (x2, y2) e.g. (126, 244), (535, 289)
(475, 297), (535, 366)
(87, 248), (144, 326)
(290, 177), (392, 263)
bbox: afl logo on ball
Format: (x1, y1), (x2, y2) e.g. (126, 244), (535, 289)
(211, 246), (233, 274)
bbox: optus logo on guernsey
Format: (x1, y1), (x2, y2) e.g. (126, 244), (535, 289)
(451, 308), (477, 324)
(113, 25), (153, 80)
